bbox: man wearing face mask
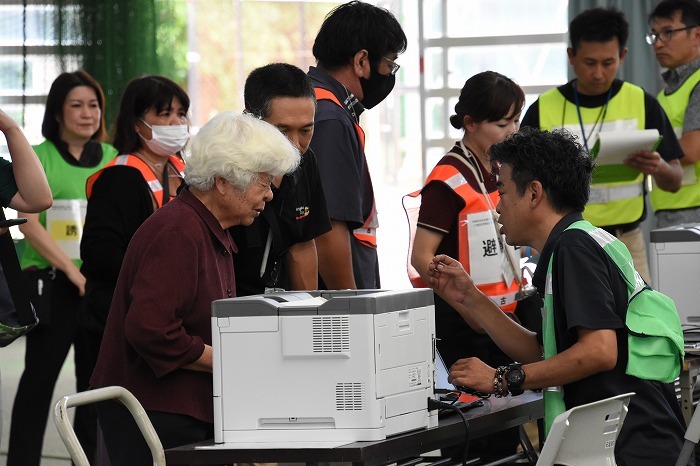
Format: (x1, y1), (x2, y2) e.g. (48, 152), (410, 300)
(80, 75), (190, 383)
(308, 0), (407, 289)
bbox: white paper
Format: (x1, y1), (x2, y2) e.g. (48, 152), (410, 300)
(45, 199), (87, 260)
(194, 440), (354, 449)
(590, 129), (661, 166)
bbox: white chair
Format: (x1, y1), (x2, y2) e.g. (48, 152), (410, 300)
(53, 385), (165, 466)
(676, 396), (700, 466)
(536, 392), (634, 466)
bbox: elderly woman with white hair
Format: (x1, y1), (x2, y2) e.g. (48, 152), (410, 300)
(89, 112), (299, 465)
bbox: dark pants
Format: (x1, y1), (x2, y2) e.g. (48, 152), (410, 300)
(97, 400), (214, 466)
(7, 271), (97, 466)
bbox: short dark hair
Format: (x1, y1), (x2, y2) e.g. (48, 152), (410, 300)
(449, 71), (525, 130)
(312, 1), (407, 70)
(244, 63), (316, 119)
(569, 7), (629, 53)
(111, 75), (190, 154)
(488, 128), (593, 214)
(649, 0), (700, 26)
(42, 70), (107, 144)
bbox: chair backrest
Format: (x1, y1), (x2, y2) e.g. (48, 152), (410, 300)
(53, 385), (165, 466)
(536, 392), (634, 466)
(675, 394), (700, 466)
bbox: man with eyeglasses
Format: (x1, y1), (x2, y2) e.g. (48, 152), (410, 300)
(522, 7), (683, 284)
(307, 1), (406, 290)
(649, 0), (700, 228)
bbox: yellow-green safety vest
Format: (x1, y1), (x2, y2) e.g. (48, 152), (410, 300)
(652, 67), (700, 211)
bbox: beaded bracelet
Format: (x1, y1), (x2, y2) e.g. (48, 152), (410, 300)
(494, 366), (509, 398)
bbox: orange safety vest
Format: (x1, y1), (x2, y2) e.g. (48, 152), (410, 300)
(86, 154), (185, 208)
(314, 87), (378, 248)
(403, 156), (520, 312)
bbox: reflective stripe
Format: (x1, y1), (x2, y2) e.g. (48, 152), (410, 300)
(486, 290), (519, 307)
(589, 183), (643, 204)
(544, 386), (563, 393)
(444, 173), (468, 190)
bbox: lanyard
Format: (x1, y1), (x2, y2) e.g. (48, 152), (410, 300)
(573, 83), (613, 154)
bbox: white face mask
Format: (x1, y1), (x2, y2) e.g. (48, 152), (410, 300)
(139, 119), (189, 156)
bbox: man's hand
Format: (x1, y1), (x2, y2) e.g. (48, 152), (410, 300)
(427, 254), (475, 304)
(448, 357), (497, 394)
(625, 150), (682, 192)
(624, 149), (662, 175)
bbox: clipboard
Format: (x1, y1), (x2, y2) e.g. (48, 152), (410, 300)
(589, 129), (663, 165)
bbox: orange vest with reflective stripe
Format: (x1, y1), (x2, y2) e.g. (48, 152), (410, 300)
(86, 154), (185, 208)
(314, 87), (377, 248)
(405, 158), (519, 312)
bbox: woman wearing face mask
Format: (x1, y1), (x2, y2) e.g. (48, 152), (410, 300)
(7, 70), (117, 466)
(80, 75), (189, 377)
(407, 71), (526, 462)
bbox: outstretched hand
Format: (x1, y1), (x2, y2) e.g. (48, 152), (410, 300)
(427, 254), (475, 304)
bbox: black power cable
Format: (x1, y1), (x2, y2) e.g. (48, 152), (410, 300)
(428, 397), (471, 466)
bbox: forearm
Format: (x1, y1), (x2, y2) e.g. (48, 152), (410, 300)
(653, 158), (683, 192)
(461, 287), (542, 363)
(516, 329), (617, 390)
(182, 344), (213, 373)
(5, 126), (52, 212)
(316, 220), (356, 289)
(286, 240), (318, 291)
(19, 213), (79, 275)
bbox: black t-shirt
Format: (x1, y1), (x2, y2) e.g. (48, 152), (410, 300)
(230, 149), (331, 296)
(533, 212), (685, 465)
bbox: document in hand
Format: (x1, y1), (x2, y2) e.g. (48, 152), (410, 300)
(590, 129), (663, 166)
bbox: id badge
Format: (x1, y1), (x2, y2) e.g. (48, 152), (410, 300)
(45, 199), (86, 260)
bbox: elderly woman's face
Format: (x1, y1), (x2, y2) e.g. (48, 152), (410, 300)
(220, 173), (274, 228)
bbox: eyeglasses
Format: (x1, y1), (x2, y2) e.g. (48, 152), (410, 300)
(383, 56), (400, 76)
(646, 25), (697, 45)
(255, 173), (274, 190)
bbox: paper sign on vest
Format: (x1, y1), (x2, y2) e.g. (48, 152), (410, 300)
(46, 199), (86, 260)
(466, 210), (512, 286)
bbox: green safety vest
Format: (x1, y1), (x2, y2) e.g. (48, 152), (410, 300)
(21, 140), (117, 269)
(542, 220), (684, 435)
(538, 84), (646, 226)
(652, 67), (700, 211)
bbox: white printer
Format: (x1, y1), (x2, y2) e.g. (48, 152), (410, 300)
(211, 289), (438, 444)
(650, 223), (700, 330)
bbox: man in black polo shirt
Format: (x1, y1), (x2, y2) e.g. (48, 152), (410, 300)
(428, 128), (685, 466)
(230, 63), (331, 295)
(308, 1), (407, 289)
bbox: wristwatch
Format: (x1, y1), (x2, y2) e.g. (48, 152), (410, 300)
(504, 363), (525, 396)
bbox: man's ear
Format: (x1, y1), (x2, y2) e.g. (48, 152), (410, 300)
(529, 180), (545, 207)
(353, 49), (370, 77)
(618, 47), (628, 64)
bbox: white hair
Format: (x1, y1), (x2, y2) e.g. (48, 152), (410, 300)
(184, 111), (300, 191)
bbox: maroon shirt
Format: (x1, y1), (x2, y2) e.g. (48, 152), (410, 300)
(90, 188), (236, 423)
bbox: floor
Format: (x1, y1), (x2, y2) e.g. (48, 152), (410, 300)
(1, 336), (74, 465)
